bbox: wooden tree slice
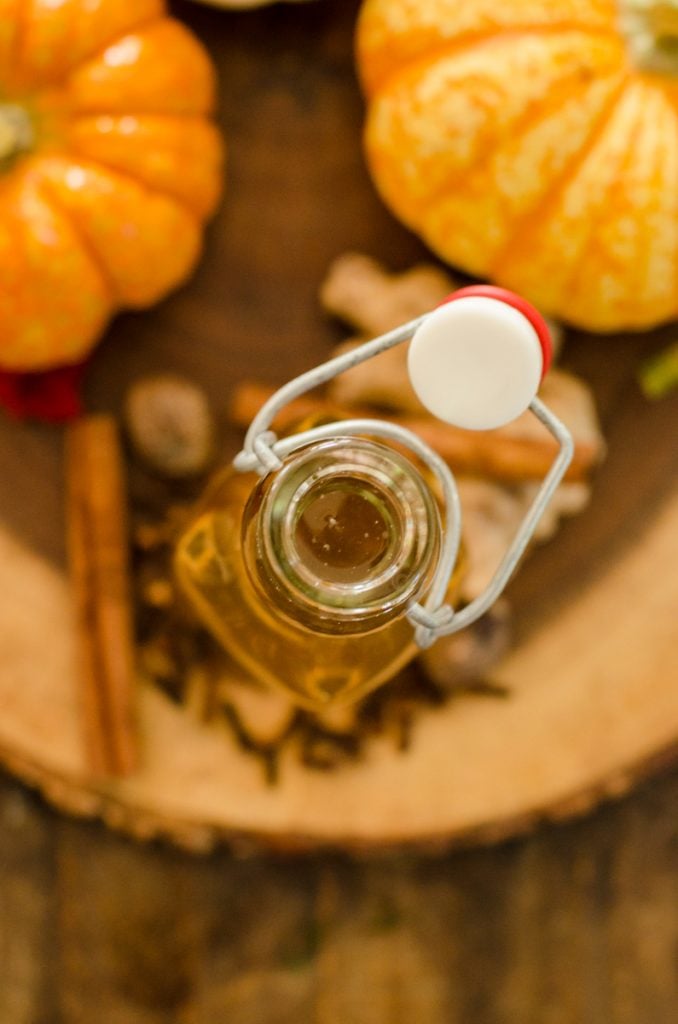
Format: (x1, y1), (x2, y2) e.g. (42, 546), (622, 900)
(0, 486), (675, 853)
(0, 1), (676, 853)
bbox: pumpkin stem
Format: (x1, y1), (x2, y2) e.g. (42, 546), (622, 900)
(621, 0), (678, 74)
(0, 103), (34, 169)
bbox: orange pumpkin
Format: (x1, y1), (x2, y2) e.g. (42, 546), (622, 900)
(357, 0), (678, 332)
(0, 0), (224, 371)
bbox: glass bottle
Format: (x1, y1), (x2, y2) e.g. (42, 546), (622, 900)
(175, 285), (573, 711)
(175, 436), (460, 710)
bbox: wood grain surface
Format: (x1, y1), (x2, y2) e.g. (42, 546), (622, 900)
(0, 0), (677, 1015)
(1, 766), (677, 1024)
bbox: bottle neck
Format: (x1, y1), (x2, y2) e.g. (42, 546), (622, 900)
(243, 437), (441, 635)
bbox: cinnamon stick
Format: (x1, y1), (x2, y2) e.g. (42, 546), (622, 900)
(66, 415), (138, 777)
(228, 383), (599, 484)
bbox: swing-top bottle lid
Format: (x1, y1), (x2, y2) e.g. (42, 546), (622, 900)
(407, 285), (553, 432)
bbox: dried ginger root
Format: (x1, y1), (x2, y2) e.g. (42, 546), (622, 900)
(457, 477), (591, 600)
(321, 252), (459, 336)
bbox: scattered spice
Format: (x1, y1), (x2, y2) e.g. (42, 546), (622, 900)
(299, 728), (361, 771)
(66, 415), (139, 777)
(125, 374), (216, 479)
(131, 492), (509, 783)
(418, 601), (512, 689)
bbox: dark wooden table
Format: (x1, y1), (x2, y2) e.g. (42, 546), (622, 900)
(1, 766), (678, 1023)
(1, 1), (677, 1019)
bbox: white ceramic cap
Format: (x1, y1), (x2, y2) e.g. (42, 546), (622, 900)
(407, 295), (544, 431)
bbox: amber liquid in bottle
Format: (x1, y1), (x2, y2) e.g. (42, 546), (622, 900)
(175, 437), (446, 709)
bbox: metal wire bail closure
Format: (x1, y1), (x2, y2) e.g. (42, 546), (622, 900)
(233, 287), (574, 649)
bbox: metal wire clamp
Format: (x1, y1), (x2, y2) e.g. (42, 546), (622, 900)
(234, 288), (574, 648)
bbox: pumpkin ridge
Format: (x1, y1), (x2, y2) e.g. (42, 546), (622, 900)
(554, 86), (645, 308)
(5, 0), (32, 93)
(362, 24), (622, 97)
(67, 18), (217, 118)
(66, 11), (167, 82)
(53, 150), (204, 226)
(32, 154), (203, 308)
(33, 172), (116, 302)
(489, 74), (632, 284)
(6, 6), (165, 93)
(66, 108), (219, 123)
(389, 66), (627, 231)
(66, 114), (224, 219)
(565, 87), (678, 324)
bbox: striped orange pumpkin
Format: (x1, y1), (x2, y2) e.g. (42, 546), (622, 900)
(357, 0), (678, 332)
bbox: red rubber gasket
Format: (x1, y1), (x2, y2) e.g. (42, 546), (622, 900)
(437, 285), (553, 379)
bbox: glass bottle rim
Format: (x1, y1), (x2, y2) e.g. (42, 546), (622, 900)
(248, 436), (441, 634)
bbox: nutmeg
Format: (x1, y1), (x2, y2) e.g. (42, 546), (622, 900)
(125, 374), (215, 479)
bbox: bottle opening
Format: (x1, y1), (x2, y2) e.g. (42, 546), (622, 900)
(244, 437), (441, 635)
(293, 477), (395, 584)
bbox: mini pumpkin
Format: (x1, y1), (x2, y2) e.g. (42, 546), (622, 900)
(0, 0), (224, 372)
(357, 0), (678, 332)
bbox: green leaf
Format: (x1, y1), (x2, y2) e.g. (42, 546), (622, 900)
(639, 342), (678, 400)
